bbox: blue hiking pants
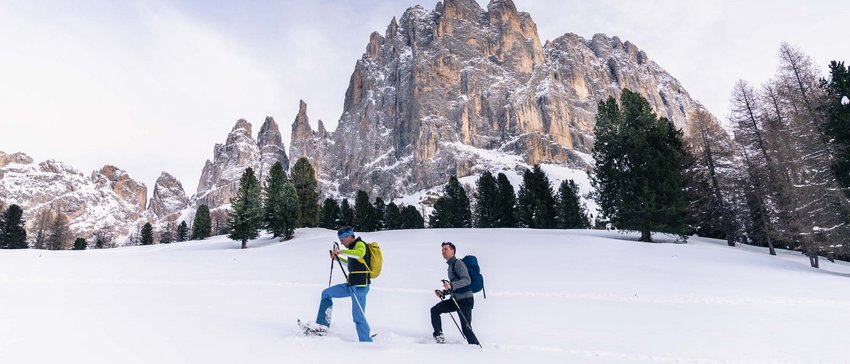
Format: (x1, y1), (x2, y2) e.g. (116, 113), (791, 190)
(316, 283), (372, 342)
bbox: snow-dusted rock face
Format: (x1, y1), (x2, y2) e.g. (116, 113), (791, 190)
(257, 116), (290, 181)
(291, 0), (716, 199)
(148, 172), (189, 221)
(0, 151), (148, 242)
(288, 100), (332, 178)
(195, 118), (289, 210)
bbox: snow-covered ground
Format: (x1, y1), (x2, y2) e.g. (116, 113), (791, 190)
(1, 228), (848, 363)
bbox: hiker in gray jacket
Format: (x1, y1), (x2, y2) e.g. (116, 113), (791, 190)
(430, 242), (480, 345)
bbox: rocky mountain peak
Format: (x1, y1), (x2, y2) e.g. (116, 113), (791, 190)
(196, 119), (261, 208)
(226, 118), (254, 145)
(149, 172), (188, 221)
(0, 151), (34, 168)
(257, 116), (289, 180)
(291, 1), (721, 200)
(95, 165), (147, 211)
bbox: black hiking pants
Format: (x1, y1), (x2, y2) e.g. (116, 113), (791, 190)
(430, 296), (479, 345)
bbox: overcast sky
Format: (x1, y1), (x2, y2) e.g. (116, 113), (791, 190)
(1, 0), (847, 197)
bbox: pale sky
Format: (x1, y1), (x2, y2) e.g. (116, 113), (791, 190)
(1, 0), (847, 198)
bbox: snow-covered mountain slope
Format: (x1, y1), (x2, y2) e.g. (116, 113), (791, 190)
(1, 229), (847, 363)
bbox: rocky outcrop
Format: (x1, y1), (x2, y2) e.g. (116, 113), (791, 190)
(195, 118), (289, 210)
(148, 172), (189, 221)
(257, 116), (289, 181)
(292, 0), (718, 199)
(0, 151), (148, 243)
(94, 165), (148, 211)
(288, 100), (331, 177)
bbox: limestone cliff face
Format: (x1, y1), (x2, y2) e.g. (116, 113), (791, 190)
(0, 151), (149, 243)
(148, 172), (189, 221)
(257, 116), (289, 181)
(292, 0), (716, 199)
(195, 118), (290, 210)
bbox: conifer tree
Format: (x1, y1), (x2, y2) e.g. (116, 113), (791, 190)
(263, 162), (290, 238)
(73, 238), (87, 250)
(339, 198), (354, 227)
(140, 223), (154, 245)
(429, 176), (472, 228)
(822, 61), (850, 191)
(1, 204), (28, 249)
(401, 205), (425, 229)
(384, 202), (402, 230)
(373, 197), (386, 231)
(228, 168), (264, 248)
(290, 158), (320, 227)
(555, 180), (590, 229)
(592, 89), (688, 242)
(319, 198), (341, 229)
(47, 208), (71, 250)
(494, 173), (517, 227)
(192, 205), (212, 240)
(516, 166), (557, 229)
(0, 203), (5, 248)
(176, 221), (189, 242)
(475, 171), (499, 228)
(353, 190), (376, 232)
(159, 223), (174, 244)
(279, 178), (301, 240)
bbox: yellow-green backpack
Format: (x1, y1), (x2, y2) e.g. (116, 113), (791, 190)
(357, 242), (383, 279)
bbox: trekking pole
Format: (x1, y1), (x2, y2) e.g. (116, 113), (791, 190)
(436, 291), (466, 342)
(333, 248), (371, 332)
(442, 280), (482, 348)
(328, 242), (336, 287)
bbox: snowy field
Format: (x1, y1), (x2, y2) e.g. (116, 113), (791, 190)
(1, 228), (849, 364)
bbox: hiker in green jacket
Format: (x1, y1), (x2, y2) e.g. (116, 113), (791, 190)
(306, 227), (373, 342)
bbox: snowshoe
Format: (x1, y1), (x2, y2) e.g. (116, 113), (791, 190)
(297, 319), (328, 336)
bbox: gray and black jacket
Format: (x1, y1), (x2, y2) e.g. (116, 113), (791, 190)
(445, 256), (473, 301)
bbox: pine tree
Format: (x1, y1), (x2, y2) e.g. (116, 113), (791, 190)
(429, 176), (472, 228)
(373, 197), (386, 231)
(192, 205), (212, 240)
(160, 223), (174, 244)
(822, 61), (850, 192)
(353, 190), (376, 232)
(30, 208), (51, 249)
(263, 162), (291, 238)
(401, 205), (425, 229)
(592, 89), (688, 242)
(683, 109), (737, 245)
(47, 208), (71, 250)
(494, 173), (517, 227)
(140, 223), (154, 245)
(290, 158), (320, 227)
(475, 171), (499, 228)
(384, 202), (401, 230)
(319, 198), (341, 229)
(0, 203), (5, 248)
(176, 221), (189, 242)
(339, 198), (354, 227)
(555, 180), (590, 229)
(73, 238), (87, 250)
(279, 178), (301, 240)
(1, 204), (28, 249)
(516, 166), (557, 229)
(228, 168), (264, 248)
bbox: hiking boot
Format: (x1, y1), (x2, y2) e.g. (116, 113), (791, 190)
(433, 333), (445, 344)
